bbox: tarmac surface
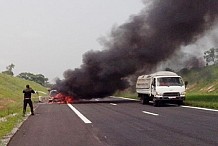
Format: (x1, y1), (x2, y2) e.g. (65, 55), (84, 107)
(7, 96), (218, 146)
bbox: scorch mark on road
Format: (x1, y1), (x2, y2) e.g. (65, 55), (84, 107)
(67, 104), (92, 124)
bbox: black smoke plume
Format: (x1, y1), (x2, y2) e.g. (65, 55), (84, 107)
(54, 0), (218, 99)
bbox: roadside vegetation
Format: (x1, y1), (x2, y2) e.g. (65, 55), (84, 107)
(0, 73), (48, 145)
(179, 64), (218, 109)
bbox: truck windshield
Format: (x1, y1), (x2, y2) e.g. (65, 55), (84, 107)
(157, 77), (184, 86)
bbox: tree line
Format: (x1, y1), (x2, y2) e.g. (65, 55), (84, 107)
(204, 48), (218, 65)
(1, 64), (49, 86)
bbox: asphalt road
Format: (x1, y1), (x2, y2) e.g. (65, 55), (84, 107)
(7, 97), (218, 146)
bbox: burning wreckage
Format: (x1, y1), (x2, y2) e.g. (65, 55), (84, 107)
(48, 90), (74, 104)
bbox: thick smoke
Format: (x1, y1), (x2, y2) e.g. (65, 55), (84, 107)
(54, 0), (218, 99)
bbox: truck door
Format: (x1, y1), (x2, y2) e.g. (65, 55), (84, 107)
(151, 78), (156, 96)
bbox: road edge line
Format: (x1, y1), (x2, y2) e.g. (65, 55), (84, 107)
(182, 105), (218, 112)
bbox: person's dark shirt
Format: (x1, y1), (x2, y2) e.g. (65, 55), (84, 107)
(23, 88), (35, 99)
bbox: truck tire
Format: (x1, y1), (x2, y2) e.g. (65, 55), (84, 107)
(140, 97), (146, 104)
(177, 101), (184, 106)
(140, 95), (149, 105)
(141, 99), (145, 105)
(153, 100), (159, 107)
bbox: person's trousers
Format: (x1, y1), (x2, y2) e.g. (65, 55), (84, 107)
(23, 99), (34, 114)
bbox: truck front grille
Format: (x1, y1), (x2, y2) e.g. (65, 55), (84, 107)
(163, 92), (180, 97)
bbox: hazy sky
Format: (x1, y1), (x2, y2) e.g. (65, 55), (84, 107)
(0, 0), (144, 82)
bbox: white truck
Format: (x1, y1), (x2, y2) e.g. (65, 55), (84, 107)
(136, 71), (187, 106)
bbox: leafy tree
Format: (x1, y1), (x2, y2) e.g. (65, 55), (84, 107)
(215, 48), (218, 64)
(17, 72), (48, 86)
(204, 48), (217, 65)
(34, 74), (48, 86)
(2, 63), (15, 76)
(17, 72), (34, 80)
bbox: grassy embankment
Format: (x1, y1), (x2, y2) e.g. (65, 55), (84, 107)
(115, 64), (218, 109)
(0, 73), (48, 144)
(180, 64), (218, 109)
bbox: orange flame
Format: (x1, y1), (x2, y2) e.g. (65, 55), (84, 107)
(52, 93), (74, 104)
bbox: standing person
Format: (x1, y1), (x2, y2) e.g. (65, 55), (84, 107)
(23, 85), (36, 116)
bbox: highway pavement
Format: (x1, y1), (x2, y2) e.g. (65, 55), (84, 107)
(7, 96), (218, 146)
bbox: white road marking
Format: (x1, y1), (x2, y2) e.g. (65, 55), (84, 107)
(182, 105), (218, 112)
(110, 103), (117, 106)
(67, 104), (92, 124)
(110, 96), (139, 101)
(142, 111), (159, 116)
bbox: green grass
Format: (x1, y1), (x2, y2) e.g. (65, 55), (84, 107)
(0, 73), (48, 143)
(178, 64), (218, 109)
(114, 90), (138, 99)
(0, 113), (23, 138)
(185, 94), (218, 109)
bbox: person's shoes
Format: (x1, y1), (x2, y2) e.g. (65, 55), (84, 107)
(31, 113), (35, 115)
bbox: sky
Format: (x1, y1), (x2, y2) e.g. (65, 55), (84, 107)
(0, 0), (144, 82)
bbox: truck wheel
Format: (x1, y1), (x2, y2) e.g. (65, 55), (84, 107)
(144, 95), (149, 104)
(141, 95), (149, 105)
(177, 101), (184, 106)
(153, 100), (159, 107)
(140, 97), (146, 105)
